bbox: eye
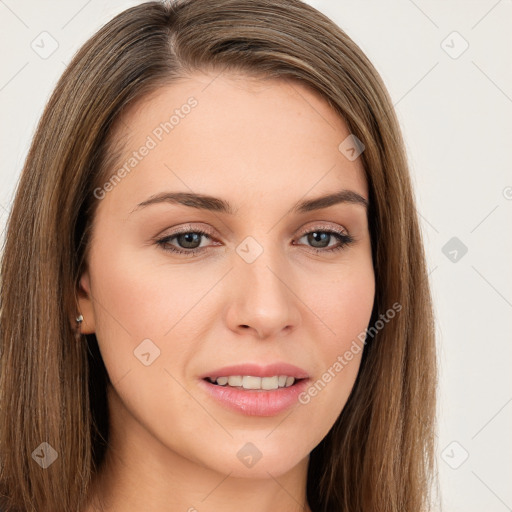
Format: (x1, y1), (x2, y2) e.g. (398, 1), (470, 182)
(294, 227), (354, 254)
(155, 227), (216, 257)
(155, 225), (355, 257)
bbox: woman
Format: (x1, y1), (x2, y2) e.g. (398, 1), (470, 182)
(0, 1), (437, 511)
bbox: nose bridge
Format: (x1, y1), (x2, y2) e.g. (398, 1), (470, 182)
(230, 233), (299, 335)
(237, 234), (288, 300)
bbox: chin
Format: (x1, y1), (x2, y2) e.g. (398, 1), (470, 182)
(198, 439), (310, 479)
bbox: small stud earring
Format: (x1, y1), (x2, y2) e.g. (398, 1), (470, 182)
(76, 314), (84, 324)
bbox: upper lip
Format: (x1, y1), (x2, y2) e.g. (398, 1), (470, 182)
(200, 362), (309, 380)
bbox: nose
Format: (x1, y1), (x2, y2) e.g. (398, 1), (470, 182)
(224, 242), (301, 339)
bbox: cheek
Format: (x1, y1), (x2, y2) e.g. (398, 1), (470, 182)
(87, 233), (223, 410)
(89, 239), (210, 338)
(86, 238), (171, 383)
(87, 240), (204, 432)
(333, 272), (375, 341)
(306, 255), (375, 347)
(297, 257), (374, 415)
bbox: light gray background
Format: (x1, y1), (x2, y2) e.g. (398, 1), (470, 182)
(1, 1), (511, 510)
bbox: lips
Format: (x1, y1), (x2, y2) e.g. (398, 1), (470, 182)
(198, 363), (310, 416)
(198, 374), (311, 416)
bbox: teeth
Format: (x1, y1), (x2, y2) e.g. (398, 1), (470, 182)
(261, 376), (279, 390)
(243, 376), (264, 389)
(208, 375), (297, 389)
(228, 376), (243, 387)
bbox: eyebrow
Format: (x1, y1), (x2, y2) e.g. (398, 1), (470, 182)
(130, 189), (368, 215)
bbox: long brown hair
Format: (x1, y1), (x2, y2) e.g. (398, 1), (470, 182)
(0, 1), (437, 510)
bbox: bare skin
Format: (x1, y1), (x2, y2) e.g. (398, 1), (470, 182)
(78, 71), (375, 512)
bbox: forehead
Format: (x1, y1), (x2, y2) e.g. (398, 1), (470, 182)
(96, 72), (368, 216)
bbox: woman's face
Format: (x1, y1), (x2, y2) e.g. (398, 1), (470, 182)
(78, 72), (375, 479)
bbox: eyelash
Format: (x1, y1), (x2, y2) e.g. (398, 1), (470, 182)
(155, 225), (355, 257)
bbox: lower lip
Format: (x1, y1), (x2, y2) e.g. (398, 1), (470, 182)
(199, 378), (310, 416)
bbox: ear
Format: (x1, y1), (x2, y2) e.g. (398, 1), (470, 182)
(76, 270), (96, 334)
